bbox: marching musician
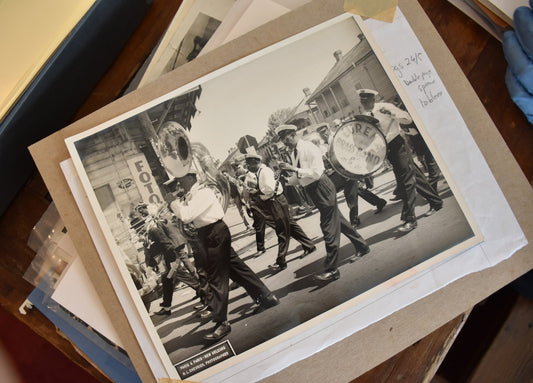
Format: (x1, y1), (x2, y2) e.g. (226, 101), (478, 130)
(224, 168), (253, 232)
(242, 166), (268, 257)
(170, 170), (279, 341)
(276, 125), (370, 282)
(357, 89), (442, 232)
(244, 153), (316, 272)
(314, 124), (387, 227)
(135, 203), (200, 316)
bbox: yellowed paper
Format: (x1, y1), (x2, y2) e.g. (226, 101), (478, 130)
(0, 0), (96, 121)
(344, 0), (397, 22)
(159, 379), (200, 383)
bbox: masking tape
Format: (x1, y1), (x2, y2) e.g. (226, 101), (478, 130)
(344, 0), (398, 23)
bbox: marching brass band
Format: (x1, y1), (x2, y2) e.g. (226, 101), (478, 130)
(131, 88), (443, 342)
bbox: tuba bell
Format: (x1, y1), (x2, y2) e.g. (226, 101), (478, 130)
(157, 121), (194, 178)
(156, 121), (231, 239)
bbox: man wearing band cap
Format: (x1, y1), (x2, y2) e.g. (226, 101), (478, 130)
(357, 89), (443, 232)
(276, 125), (370, 282)
(244, 153), (316, 272)
(170, 170), (279, 341)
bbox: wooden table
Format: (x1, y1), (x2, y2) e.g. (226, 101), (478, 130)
(0, 1), (531, 382)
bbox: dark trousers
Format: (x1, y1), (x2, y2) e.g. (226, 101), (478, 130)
(188, 239), (210, 305)
(161, 249), (200, 308)
(304, 174), (369, 272)
(251, 206), (266, 252)
(233, 195), (251, 228)
(328, 172), (384, 224)
(160, 250), (176, 308)
(409, 134), (441, 192)
(388, 135), (442, 223)
(262, 194), (315, 267)
(198, 220), (270, 323)
(359, 188), (384, 207)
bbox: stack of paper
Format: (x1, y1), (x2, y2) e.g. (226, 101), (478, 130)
(26, 1), (532, 382)
(447, 0), (528, 40)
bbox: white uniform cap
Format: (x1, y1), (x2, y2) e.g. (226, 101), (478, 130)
(357, 89), (379, 98)
(244, 153), (262, 161)
(275, 124), (297, 137)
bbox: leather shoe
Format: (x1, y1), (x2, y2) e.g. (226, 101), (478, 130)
(347, 247), (370, 263)
(199, 310), (212, 319)
(398, 221), (417, 233)
(375, 199), (387, 214)
(300, 246), (317, 259)
(155, 308), (171, 316)
(253, 293), (280, 314)
(268, 263), (287, 272)
(194, 303), (207, 310)
(203, 321), (231, 341)
(254, 249), (266, 258)
(390, 195), (402, 201)
(314, 269), (340, 282)
(424, 205), (442, 217)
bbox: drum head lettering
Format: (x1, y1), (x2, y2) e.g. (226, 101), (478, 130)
(329, 116), (387, 178)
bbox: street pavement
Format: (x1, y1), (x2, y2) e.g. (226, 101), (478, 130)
(148, 168), (476, 371)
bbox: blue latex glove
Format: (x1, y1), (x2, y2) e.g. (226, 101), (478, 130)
(502, 0), (533, 124)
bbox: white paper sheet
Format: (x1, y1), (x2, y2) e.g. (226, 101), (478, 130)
(51, 245), (124, 348)
(200, 0), (297, 55)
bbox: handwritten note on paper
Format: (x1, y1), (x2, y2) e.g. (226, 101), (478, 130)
(390, 52), (444, 109)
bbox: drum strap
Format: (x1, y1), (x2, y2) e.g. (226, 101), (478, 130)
(291, 148), (301, 168)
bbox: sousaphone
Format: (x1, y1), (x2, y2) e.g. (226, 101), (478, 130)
(157, 121), (230, 239)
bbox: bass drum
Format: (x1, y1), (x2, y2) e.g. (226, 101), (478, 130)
(328, 115), (387, 179)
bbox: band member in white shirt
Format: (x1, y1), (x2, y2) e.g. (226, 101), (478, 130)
(244, 154), (316, 272)
(276, 125), (370, 282)
(357, 89), (442, 233)
(170, 171), (279, 341)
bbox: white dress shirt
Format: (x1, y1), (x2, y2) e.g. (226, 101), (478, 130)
(244, 171), (258, 191)
(256, 164), (283, 200)
(367, 102), (412, 142)
(170, 183), (224, 228)
(291, 139), (325, 187)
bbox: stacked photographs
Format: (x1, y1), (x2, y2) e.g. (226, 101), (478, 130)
(62, 12), (482, 381)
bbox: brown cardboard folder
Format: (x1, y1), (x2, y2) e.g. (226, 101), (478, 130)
(29, 0), (533, 382)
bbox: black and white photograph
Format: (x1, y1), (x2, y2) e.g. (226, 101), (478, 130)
(161, 12), (222, 74)
(137, 0), (236, 88)
(65, 14), (482, 380)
